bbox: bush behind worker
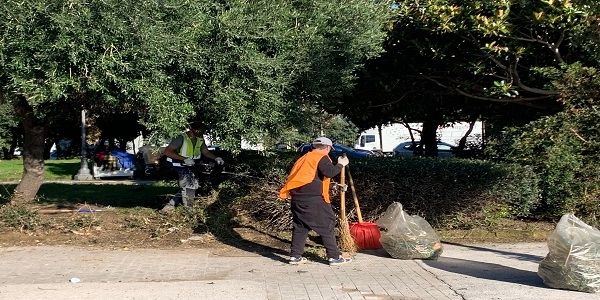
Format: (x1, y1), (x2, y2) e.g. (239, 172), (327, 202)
(278, 136), (351, 266)
(162, 121), (224, 210)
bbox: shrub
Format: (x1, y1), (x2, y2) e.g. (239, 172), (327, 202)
(228, 150), (297, 231)
(486, 108), (600, 226)
(342, 157), (540, 227)
(230, 152), (541, 231)
(0, 204), (44, 232)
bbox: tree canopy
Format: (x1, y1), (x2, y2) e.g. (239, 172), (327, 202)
(337, 0), (600, 155)
(0, 0), (393, 203)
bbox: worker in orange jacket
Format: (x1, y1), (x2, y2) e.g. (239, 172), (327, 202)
(279, 137), (351, 266)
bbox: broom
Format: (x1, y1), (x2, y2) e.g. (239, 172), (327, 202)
(347, 166), (382, 250)
(337, 164), (358, 253)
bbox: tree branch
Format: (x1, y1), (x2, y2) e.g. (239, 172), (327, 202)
(500, 30), (565, 63)
(512, 57), (560, 95)
(468, 34), (509, 72)
(368, 93), (409, 108)
(454, 87), (551, 103)
(420, 73), (554, 108)
(468, 35), (559, 96)
(553, 31), (565, 63)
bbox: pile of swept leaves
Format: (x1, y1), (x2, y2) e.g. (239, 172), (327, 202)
(224, 150), (541, 232)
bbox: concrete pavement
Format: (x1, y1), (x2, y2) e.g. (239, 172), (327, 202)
(0, 242), (597, 300)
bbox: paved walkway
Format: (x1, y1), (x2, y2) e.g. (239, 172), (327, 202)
(0, 242), (597, 299)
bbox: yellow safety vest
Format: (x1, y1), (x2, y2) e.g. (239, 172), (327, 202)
(179, 134), (202, 159)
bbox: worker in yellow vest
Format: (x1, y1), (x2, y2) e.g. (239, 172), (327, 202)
(162, 121), (224, 210)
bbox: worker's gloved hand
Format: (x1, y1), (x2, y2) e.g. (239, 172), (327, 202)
(337, 156), (349, 167)
(215, 157), (224, 165)
(183, 158), (195, 166)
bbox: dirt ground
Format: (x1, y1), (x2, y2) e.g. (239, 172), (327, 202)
(0, 206), (292, 255)
(0, 205), (557, 254)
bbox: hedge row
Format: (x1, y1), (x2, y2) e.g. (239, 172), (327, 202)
(225, 151), (541, 231)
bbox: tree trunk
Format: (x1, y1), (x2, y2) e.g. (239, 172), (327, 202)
(403, 122), (418, 143)
(377, 124), (383, 152)
(421, 120), (440, 157)
(10, 98), (45, 205)
(456, 117), (478, 157)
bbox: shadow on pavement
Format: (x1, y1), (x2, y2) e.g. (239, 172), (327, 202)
(358, 242), (544, 263)
(192, 218), (291, 263)
(358, 247), (393, 258)
(422, 256), (546, 288)
(441, 241), (545, 262)
(190, 171), (293, 264)
(355, 242), (547, 288)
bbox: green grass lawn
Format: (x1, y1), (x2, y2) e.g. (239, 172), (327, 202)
(0, 183), (175, 207)
(0, 158), (82, 181)
(0, 158), (176, 208)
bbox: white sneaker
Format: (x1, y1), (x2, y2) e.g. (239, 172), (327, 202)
(289, 257), (308, 265)
(328, 255), (352, 266)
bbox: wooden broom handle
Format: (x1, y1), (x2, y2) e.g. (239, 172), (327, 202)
(340, 166), (346, 218)
(346, 167), (364, 223)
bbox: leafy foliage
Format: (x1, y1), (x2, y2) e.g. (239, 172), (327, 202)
(0, 204), (44, 232)
(0, 103), (18, 150)
(0, 0), (392, 203)
(259, 110), (360, 150)
(140, 0), (393, 147)
(393, 0), (600, 99)
(232, 152), (542, 231)
(486, 62), (600, 223)
(0, 0), (391, 136)
(341, 0), (600, 150)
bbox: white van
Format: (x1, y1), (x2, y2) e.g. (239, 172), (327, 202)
(354, 122), (483, 155)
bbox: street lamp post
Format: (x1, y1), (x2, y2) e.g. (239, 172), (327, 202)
(74, 109), (94, 180)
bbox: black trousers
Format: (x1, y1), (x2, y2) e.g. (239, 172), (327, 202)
(290, 197), (341, 259)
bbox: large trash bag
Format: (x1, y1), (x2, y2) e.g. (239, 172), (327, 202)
(375, 202), (442, 260)
(538, 214), (600, 293)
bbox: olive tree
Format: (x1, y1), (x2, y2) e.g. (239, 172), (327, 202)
(0, 0), (391, 204)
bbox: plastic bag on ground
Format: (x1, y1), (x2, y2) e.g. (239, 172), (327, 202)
(538, 214), (600, 293)
(375, 202), (442, 260)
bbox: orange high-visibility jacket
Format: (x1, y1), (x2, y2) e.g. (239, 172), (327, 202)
(278, 151), (332, 203)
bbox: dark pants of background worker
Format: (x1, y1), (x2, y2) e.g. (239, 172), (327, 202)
(290, 197), (341, 259)
(165, 167), (198, 208)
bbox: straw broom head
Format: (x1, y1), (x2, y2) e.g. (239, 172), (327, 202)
(337, 163), (357, 253)
(338, 214), (358, 253)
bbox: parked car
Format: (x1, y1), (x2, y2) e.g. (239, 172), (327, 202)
(331, 143), (373, 159)
(393, 141), (456, 157)
(297, 143), (373, 159)
(352, 148), (383, 157)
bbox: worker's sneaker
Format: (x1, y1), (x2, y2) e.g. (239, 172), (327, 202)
(288, 257), (308, 265)
(328, 255), (352, 266)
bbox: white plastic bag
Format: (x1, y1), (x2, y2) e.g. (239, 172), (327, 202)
(375, 202), (442, 260)
(538, 214), (600, 293)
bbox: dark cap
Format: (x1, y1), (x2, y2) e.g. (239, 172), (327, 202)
(189, 121), (202, 130)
